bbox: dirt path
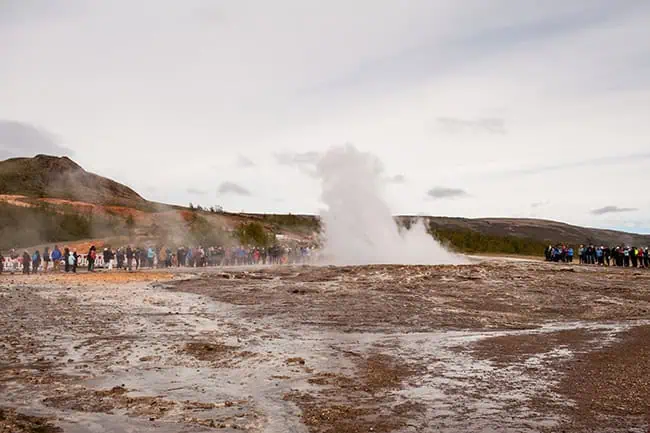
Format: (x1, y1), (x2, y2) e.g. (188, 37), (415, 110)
(1, 262), (649, 432)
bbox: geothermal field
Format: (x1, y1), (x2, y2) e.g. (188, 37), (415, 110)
(1, 261), (649, 433)
(1, 147), (649, 433)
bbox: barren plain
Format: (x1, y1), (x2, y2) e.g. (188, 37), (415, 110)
(1, 261), (649, 432)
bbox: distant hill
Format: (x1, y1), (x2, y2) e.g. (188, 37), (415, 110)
(0, 154), (148, 209)
(0, 155), (648, 252)
(422, 217), (650, 249)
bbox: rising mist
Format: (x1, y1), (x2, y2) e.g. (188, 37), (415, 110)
(316, 145), (464, 265)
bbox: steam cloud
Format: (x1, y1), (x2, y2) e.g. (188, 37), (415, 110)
(316, 145), (464, 265)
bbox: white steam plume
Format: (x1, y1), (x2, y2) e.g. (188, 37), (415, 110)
(316, 145), (465, 265)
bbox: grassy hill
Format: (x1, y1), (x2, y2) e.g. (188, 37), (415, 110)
(0, 154), (149, 209)
(421, 217), (650, 252)
(0, 155), (648, 254)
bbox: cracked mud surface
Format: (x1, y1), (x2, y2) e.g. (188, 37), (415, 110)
(1, 261), (649, 432)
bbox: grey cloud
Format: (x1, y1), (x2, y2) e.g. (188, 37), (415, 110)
(237, 155), (255, 168)
(0, 120), (74, 159)
(218, 181), (251, 196)
(274, 151), (321, 166)
(591, 206), (638, 215)
(503, 152), (650, 177)
(386, 174), (406, 184)
(187, 187), (207, 195)
(273, 151), (321, 177)
(436, 117), (506, 135)
(427, 187), (468, 199)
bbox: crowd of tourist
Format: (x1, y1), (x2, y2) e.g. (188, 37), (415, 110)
(545, 244), (650, 268)
(0, 244), (317, 274)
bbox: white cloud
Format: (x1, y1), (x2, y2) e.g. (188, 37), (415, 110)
(1, 0), (649, 230)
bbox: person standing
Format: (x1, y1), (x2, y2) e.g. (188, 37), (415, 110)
(165, 248), (173, 267)
(0, 250), (4, 274)
(87, 246), (97, 272)
(158, 247), (167, 269)
(32, 250), (41, 273)
(103, 248), (113, 270)
(116, 248), (124, 269)
(578, 245), (584, 264)
(145, 247), (153, 268)
(22, 251), (31, 274)
(596, 247), (604, 265)
(126, 246), (134, 271)
(615, 247), (623, 267)
(64, 247), (71, 272)
(43, 247), (51, 273)
(51, 245), (62, 272)
(71, 250), (78, 273)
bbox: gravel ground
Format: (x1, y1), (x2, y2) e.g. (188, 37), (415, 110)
(0, 261), (649, 432)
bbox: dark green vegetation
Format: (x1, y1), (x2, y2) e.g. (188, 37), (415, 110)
(430, 227), (548, 255)
(243, 213), (320, 234)
(235, 221), (276, 247)
(182, 211), (232, 247)
(422, 217), (650, 249)
(0, 202), (123, 250)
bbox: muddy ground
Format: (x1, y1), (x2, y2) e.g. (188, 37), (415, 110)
(1, 261), (649, 432)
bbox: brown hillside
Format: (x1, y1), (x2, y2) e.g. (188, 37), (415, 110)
(0, 154), (148, 209)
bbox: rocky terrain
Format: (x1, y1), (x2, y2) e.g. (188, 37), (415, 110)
(1, 260), (649, 432)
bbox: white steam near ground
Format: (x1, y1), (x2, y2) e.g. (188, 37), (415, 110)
(315, 145), (465, 265)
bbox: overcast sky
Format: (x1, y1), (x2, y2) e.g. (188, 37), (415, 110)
(1, 1), (649, 232)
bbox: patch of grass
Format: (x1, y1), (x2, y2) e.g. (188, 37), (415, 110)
(0, 202), (122, 250)
(430, 226), (549, 255)
(249, 214), (320, 233)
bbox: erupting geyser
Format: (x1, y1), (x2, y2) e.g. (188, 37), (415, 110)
(316, 145), (464, 265)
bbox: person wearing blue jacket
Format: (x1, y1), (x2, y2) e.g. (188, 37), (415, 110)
(51, 245), (62, 272)
(147, 247), (155, 268)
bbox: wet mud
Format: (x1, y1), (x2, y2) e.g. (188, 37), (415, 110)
(1, 262), (649, 432)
